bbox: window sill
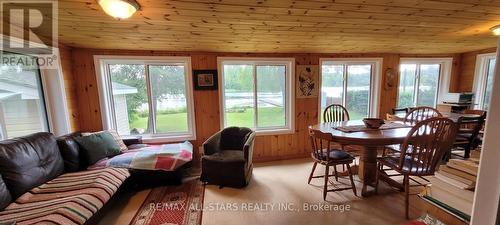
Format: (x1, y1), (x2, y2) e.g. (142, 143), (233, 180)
(125, 134), (196, 144)
(255, 128), (295, 136)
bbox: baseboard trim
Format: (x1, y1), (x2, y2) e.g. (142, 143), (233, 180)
(253, 153), (310, 163)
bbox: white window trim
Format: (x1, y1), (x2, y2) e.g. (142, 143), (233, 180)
(0, 34), (71, 136)
(319, 58), (383, 119)
(217, 57), (295, 136)
(94, 55), (196, 143)
(472, 53), (496, 110)
(399, 57), (453, 107)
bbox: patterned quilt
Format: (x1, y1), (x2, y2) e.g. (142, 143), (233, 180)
(88, 141), (193, 172)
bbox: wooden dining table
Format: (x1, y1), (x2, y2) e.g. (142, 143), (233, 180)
(310, 120), (413, 197)
(310, 113), (481, 197)
(389, 112), (480, 123)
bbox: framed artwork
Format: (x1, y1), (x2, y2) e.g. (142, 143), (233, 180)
(296, 65), (319, 98)
(193, 69), (218, 90)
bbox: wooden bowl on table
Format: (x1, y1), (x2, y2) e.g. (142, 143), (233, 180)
(363, 118), (385, 129)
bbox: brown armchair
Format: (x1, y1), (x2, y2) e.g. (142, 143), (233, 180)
(200, 127), (255, 188)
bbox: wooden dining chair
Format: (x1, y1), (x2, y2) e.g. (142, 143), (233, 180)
(383, 106), (443, 156)
(375, 117), (457, 219)
(404, 106), (442, 125)
(308, 128), (357, 200)
(461, 109), (487, 133)
(323, 104), (350, 122)
(322, 104), (358, 166)
(463, 109), (487, 150)
(450, 112), (486, 159)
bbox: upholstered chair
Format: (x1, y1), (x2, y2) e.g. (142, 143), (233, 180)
(201, 127), (255, 188)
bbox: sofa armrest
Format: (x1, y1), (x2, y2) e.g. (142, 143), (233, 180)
(243, 132), (256, 166)
(203, 132), (221, 155)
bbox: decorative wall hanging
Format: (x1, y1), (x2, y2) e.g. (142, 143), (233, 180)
(193, 69), (218, 90)
(296, 65), (319, 98)
(384, 68), (396, 90)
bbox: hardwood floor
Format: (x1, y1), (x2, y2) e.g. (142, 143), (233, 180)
(99, 158), (422, 225)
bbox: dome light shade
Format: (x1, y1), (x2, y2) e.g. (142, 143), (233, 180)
(98, 0), (140, 19)
(491, 25), (500, 36)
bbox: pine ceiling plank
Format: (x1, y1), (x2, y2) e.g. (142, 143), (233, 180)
(57, 1), (500, 24)
(51, 0), (500, 53)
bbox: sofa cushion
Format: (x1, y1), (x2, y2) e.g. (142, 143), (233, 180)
(203, 150), (246, 163)
(75, 131), (121, 165)
(0, 132), (64, 199)
(0, 167), (130, 225)
(0, 175), (11, 211)
(220, 127), (252, 150)
(57, 132), (84, 172)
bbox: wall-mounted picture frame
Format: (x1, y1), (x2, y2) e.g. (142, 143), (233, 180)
(296, 65), (319, 98)
(193, 69), (218, 90)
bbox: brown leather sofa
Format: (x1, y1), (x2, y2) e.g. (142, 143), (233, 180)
(0, 132), (130, 225)
(200, 127), (256, 188)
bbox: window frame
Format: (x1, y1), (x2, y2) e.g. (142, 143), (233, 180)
(473, 53), (496, 110)
(217, 57), (295, 136)
(319, 58), (383, 119)
(0, 53), (49, 139)
(94, 55), (196, 143)
(0, 35), (71, 138)
(398, 58), (453, 108)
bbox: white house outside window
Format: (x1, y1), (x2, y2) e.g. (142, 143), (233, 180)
(319, 58), (382, 120)
(473, 53), (496, 111)
(218, 58), (295, 135)
(397, 58), (452, 108)
(0, 52), (49, 139)
(95, 56), (196, 142)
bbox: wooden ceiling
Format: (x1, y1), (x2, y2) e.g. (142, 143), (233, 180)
(54, 0), (500, 53)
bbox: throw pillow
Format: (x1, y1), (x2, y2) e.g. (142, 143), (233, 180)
(107, 130), (128, 152)
(82, 130), (128, 152)
(75, 131), (121, 165)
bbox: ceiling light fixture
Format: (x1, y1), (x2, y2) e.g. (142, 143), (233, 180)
(97, 0), (140, 19)
(490, 25), (500, 36)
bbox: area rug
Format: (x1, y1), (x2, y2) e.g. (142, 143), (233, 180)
(129, 180), (205, 225)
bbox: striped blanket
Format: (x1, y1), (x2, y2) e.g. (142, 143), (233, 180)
(0, 167), (130, 225)
(88, 141), (193, 172)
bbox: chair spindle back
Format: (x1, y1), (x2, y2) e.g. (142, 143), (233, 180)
(398, 117), (456, 176)
(323, 104), (350, 123)
(404, 106), (442, 125)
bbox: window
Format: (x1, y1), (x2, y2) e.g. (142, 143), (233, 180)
(473, 53), (496, 111)
(397, 58), (450, 108)
(95, 56), (196, 142)
(320, 58), (382, 120)
(218, 58), (294, 134)
(0, 52), (49, 139)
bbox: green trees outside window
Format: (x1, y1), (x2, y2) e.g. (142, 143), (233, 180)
(398, 63), (441, 108)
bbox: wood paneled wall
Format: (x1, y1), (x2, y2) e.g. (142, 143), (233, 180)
(66, 48), (463, 162)
(58, 45), (80, 131)
(456, 48), (497, 92)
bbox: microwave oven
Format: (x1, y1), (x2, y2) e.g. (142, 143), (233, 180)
(442, 93), (475, 104)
